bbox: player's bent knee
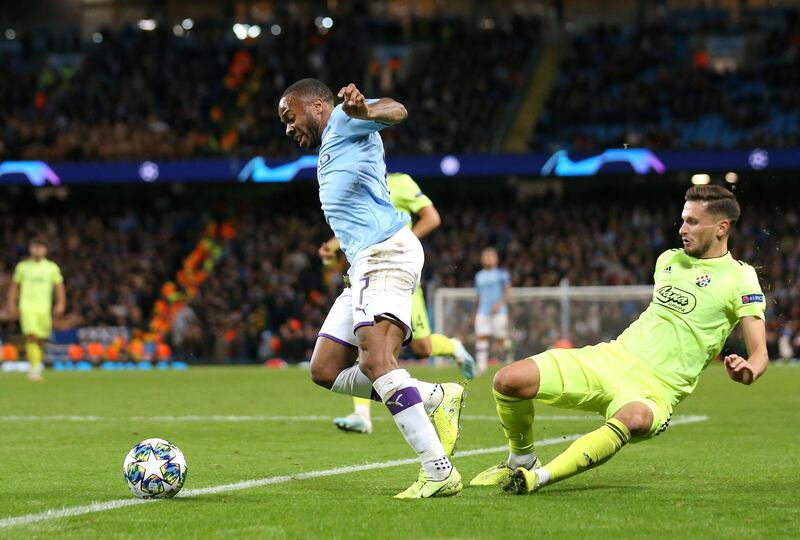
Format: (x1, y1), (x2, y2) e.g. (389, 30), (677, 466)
(613, 403), (655, 437)
(309, 363), (339, 389)
(492, 359), (540, 399)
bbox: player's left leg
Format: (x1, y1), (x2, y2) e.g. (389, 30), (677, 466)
(333, 397), (373, 434)
(24, 335), (45, 382)
(358, 319), (462, 498)
(503, 401), (655, 494)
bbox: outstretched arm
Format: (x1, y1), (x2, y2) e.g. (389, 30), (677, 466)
(54, 282), (66, 316)
(338, 84), (407, 125)
(724, 316), (768, 385)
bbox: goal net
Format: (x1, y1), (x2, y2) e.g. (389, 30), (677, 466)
(432, 284), (654, 358)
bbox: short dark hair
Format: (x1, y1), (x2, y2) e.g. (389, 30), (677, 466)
(281, 78), (334, 106)
(685, 185), (740, 225)
(29, 236), (46, 247)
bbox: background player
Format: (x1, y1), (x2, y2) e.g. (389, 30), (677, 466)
(470, 185), (768, 494)
(7, 237), (66, 381)
(320, 172), (476, 434)
(279, 79), (464, 498)
(474, 247), (512, 376)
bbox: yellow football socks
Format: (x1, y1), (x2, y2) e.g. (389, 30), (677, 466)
(353, 397), (372, 418)
(542, 418), (630, 484)
(429, 334), (456, 357)
(493, 389), (535, 455)
(25, 342), (43, 372)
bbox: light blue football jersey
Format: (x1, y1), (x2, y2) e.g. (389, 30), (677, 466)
(475, 268), (511, 315)
(316, 101), (408, 261)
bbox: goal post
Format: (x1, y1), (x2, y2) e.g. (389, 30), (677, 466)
(433, 283), (654, 358)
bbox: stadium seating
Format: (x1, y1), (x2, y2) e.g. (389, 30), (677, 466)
(531, 8), (800, 151)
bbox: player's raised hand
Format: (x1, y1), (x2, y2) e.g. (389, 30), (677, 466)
(724, 354), (754, 385)
(318, 242), (337, 266)
(338, 83), (369, 119)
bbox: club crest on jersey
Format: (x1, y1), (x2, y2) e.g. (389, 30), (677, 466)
(695, 274), (711, 287)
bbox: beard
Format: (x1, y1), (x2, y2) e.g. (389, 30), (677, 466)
(685, 238), (712, 258)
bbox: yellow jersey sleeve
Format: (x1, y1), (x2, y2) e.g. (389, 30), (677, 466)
(388, 173), (433, 216)
(12, 262), (24, 284)
(50, 261), (64, 284)
(732, 263), (766, 320)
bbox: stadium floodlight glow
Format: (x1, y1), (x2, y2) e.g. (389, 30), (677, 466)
(173, 24), (184, 37)
(321, 17), (334, 29)
(247, 25), (261, 38)
(233, 23), (249, 40)
(270, 24), (282, 36)
(691, 174), (711, 185)
(139, 161), (159, 182)
(92, 32), (103, 43)
(137, 19), (157, 31)
(5, 29), (16, 40)
(725, 172), (738, 184)
(440, 155), (461, 176)
(181, 18), (194, 30)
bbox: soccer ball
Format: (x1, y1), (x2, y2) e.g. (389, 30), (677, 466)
(123, 438), (187, 499)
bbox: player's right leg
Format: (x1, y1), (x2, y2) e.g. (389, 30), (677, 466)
(469, 358), (542, 486)
(20, 309), (49, 382)
(474, 314), (492, 376)
(470, 347), (668, 494)
(474, 336), (490, 377)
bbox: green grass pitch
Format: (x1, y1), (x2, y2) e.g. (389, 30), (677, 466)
(0, 364), (798, 539)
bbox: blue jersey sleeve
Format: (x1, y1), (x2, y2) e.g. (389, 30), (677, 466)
(331, 100), (390, 138)
(502, 270), (511, 287)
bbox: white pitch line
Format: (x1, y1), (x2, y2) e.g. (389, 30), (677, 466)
(0, 414), (596, 422)
(0, 415), (708, 530)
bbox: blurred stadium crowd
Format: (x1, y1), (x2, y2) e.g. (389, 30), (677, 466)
(1, 188), (797, 363)
(2, 7), (798, 161)
(533, 9), (800, 151)
(0, 13), (539, 161)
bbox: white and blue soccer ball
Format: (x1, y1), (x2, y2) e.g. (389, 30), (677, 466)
(123, 438), (187, 499)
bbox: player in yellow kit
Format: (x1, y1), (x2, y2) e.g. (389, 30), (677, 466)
(470, 185), (769, 493)
(320, 172), (475, 433)
(7, 237), (66, 381)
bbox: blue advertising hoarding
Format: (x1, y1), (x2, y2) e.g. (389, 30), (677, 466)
(0, 148), (797, 186)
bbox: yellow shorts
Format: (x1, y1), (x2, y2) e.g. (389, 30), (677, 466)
(532, 342), (676, 441)
(410, 286), (431, 341)
(20, 309), (52, 339)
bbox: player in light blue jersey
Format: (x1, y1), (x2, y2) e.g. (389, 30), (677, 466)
(278, 79), (464, 498)
(474, 247), (512, 375)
